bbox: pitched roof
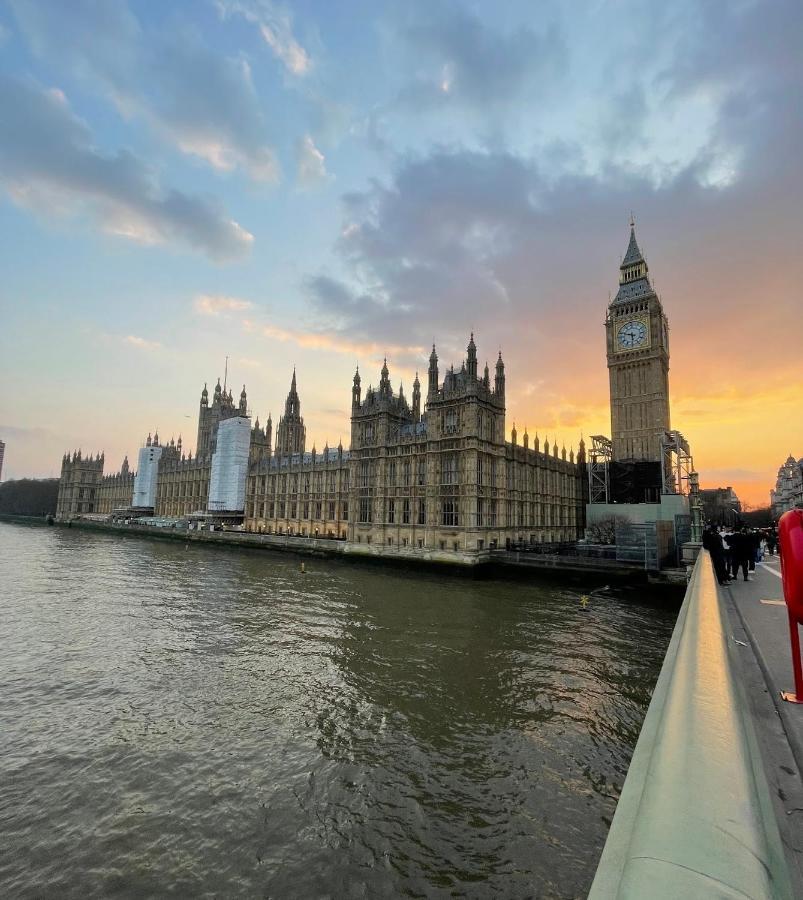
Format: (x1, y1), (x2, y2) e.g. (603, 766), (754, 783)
(622, 225), (644, 267)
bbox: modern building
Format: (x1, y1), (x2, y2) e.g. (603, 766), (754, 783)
(771, 455), (803, 518)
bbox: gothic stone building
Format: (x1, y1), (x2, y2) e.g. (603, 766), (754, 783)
(606, 222), (671, 463)
(58, 337), (587, 550)
(244, 335), (587, 549)
(56, 450), (105, 519)
(771, 454), (803, 519)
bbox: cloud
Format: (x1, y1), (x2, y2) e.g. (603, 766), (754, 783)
(296, 135), (328, 186)
(124, 334), (162, 351)
(390, 3), (565, 113)
(259, 318), (420, 363)
(0, 76), (253, 260)
(10, 0), (281, 181)
(194, 294), (254, 316)
(218, 0), (311, 75)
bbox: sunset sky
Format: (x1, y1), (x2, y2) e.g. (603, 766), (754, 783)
(1, 0), (801, 506)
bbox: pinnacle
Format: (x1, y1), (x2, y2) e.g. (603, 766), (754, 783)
(622, 223), (645, 267)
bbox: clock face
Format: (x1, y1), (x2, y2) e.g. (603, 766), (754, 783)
(617, 319), (647, 350)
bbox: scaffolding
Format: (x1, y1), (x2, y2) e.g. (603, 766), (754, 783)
(660, 430), (694, 496)
(588, 435), (613, 504)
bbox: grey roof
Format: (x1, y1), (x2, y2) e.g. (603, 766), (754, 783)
(621, 226), (645, 267)
(613, 277), (655, 304)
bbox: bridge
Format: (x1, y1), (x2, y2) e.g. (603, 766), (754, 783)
(590, 551), (803, 898)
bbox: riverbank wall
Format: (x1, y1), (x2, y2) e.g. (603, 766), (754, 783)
(1, 515), (686, 587)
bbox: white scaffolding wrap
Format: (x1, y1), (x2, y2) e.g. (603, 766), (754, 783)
(208, 416), (251, 512)
(132, 445), (162, 507)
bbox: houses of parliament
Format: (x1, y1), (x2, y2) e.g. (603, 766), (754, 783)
(57, 223), (675, 554)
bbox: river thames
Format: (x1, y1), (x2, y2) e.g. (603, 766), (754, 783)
(0, 522), (677, 898)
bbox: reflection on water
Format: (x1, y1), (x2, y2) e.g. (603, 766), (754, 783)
(0, 522), (676, 898)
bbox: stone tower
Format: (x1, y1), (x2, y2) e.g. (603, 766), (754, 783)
(56, 450), (105, 519)
(275, 370), (306, 457)
(196, 378), (240, 458)
(606, 221), (670, 462)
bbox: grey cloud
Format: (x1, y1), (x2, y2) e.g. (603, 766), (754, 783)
(305, 0), (803, 367)
(9, 0), (279, 181)
(391, 2), (565, 112)
(0, 75), (253, 260)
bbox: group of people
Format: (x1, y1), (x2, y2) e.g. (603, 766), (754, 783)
(702, 524), (779, 585)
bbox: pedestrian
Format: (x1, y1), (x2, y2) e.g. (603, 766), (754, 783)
(703, 525), (730, 585)
(729, 527), (752, 582)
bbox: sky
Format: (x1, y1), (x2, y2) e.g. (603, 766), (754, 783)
(0, 0), (801, 507)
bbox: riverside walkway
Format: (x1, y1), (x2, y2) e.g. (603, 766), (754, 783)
(590, 552), (803, 898)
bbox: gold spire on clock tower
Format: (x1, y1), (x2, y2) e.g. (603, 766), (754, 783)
(606, 220), (671, 463)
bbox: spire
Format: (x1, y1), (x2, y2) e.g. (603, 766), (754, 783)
(428, 344), (439, 397)
(352, 365), (362, 409)
(466, 332), (478, 380)
(622, 219), (644, 267)
(291, 367), (297, 392)
(494, 350), (505, 399)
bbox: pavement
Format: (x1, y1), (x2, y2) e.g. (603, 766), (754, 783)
(721, 554), (803, 893)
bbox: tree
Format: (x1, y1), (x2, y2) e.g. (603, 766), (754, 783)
(0, 478), (59, 516)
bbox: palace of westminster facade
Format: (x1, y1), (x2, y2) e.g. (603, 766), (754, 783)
(57, 223), (677, 552)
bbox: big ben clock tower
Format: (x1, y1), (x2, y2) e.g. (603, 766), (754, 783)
(606, 220), (670, 462)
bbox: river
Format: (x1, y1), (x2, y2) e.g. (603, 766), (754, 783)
(0, 522), (677, 898)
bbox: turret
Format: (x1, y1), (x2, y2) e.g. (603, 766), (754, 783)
(201, 382), (209, 408)
(494, 351), (505, 399)
(523, 427), (529, 450)
(146, 433), (152, 448)
(214, 378), (222, 404)
(412, 372), (421, 423)
(379, 358), (391, 399)
(511, 422), (517, 446)
(466, 332), (477, 380)
(483, 362), (490, 390)
(239, 385), (247, 414)
(428, 344), (439, 397)
(352, 366), (361, 410)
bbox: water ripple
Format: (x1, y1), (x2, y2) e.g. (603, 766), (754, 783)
(0, 522), (677, 898)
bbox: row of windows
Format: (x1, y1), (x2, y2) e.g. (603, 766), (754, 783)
(255, 500), (348, 521)
(253, 471), (350, 494)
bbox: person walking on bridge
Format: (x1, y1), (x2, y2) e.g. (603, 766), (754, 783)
(728, 527), (753, 582)
(703, 525), (730, 584)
